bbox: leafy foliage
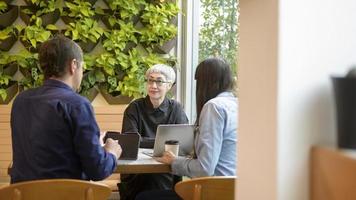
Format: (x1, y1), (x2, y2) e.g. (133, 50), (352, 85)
(16, 51), (44, 90)
(140, 2), (179, 46)
(64, 0), (95, 19)
(102, 20), (138, 53)
(65, 18), (104, 43)
(199, 0), (239, 72)
(0, 26), (14, 41)
(22, 0), (57, 16)
(18, 17), (51, 49)
(0, 2), (7, 14)
(0, 0), (179, 103)
(105, 0), (146, 20)
(0, 72), (12, 101)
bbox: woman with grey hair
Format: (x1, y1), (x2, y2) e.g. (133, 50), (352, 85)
(119, 64), (189, 200)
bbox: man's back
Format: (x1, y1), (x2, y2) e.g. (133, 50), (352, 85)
(11, 79), (116, 183)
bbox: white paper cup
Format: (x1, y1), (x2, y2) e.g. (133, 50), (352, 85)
(165, 140), (179, 156)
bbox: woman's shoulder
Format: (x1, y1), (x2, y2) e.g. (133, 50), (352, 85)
(167, 98), (184, 107)
(208, 92), (237, 105)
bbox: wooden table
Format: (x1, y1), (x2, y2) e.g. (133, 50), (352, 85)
(115, 148), (171, 174)
(8, 149), (171, 176)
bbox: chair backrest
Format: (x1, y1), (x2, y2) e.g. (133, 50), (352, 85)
(174, 176), (236, 200)
(0, 179), (111, 200)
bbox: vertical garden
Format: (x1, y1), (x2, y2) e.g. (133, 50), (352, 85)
(0, 0), (179, 104)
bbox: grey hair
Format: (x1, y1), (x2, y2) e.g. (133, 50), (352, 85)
(145, 64), (176, 83)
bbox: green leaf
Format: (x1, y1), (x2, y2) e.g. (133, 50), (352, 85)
(0, 89), (7, 101)
(95, 70), (106, 83)
(46, 24), (58, 30)
(30, 39), (37, 48)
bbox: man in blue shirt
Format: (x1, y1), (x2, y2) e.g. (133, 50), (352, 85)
(10, 35), (122, 183)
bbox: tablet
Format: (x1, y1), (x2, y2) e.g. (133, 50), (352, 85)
(104, 131), (140, 160)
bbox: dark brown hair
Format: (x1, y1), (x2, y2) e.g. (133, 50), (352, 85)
(195, 57), (234, 124)
(39, 35), (83, 79)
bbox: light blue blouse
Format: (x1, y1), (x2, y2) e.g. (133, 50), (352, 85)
(172, 91), (238, 178)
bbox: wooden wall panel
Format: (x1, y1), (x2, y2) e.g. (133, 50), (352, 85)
(0, 104), (127, 184)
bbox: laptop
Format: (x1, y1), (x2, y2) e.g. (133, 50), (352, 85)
(103, 131), (140, 160)
(150, 124), (196, 157)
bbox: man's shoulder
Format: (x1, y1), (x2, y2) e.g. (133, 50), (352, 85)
(15, 86), (90, 107)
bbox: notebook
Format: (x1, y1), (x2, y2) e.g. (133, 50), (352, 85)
(103, 131), (140, 160)
(150, 124), (196, 157)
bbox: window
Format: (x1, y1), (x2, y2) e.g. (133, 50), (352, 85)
(179, 0), (239, 122)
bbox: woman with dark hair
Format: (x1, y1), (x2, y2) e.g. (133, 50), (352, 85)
(157, 57), (237, 177)
(135, 58), (237, 199)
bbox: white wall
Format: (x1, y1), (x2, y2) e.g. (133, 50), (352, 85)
(278, 0), (356, 199)
(239, 0), (356, 199)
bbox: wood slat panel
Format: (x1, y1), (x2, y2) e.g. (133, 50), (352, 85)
(0, 115), (10, 122)
(95, 115), (124, 123)
(94, 105), (128, 114)
(98, 123), (122, 132)
(0, 176), (10, 183)
(0, 153), (12, 161)
(0, 133), (10, 139)
(0, 130), (10, 136)
(0, 161), (11, 168)
(0, 106), (12, 114)
(0, 145), (12, 153)
(0, 137), (11, 145)
(0, 123), (10, 130)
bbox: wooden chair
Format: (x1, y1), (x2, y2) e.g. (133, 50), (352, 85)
(174, 176), (236, 200)
(0, 179), (111, 200)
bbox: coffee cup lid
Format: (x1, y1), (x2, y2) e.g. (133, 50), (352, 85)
(165, 140), (179, 145)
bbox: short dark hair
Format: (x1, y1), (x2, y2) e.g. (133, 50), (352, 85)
(195, 57), (234, 124)
(39, 35), (83, 79)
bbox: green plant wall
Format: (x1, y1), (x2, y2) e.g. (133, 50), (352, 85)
(0, 0), (179, 104)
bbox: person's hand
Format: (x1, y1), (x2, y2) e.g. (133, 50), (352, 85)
(155, 151), (176, 165)
(99, 131), (106, 146)
(104, 138), (122, 160)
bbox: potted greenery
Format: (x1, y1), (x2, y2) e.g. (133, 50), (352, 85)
(0, 71), (17, 104)
(60, 0), (103, 48)
(0, 0), (180, 105)
(78, 55), (105, 101)
(102, 20), (139, 54)
(18, 17), (52, 52)
(0, 26), (17, 51)
(0, 52), (18, 104)
(139, 2), (179, 54)
(20, 0), (60, 26)
(61, 0), (95, 24)
(65, 18), (104, 52)
(15, 50), (44, 91)
(65, 0), (97, 6)
(93, 51), (133, 104)
(79, 71), (100, 102)
(0, 3), (18, 28)
(0, 52), (18, 76)
(102, 0), (146, 27)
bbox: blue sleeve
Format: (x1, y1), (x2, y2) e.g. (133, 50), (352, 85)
(71, 102), (117, 181)
(172, 102), (224, 177)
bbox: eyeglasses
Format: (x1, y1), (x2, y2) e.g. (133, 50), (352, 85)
(145, 79), (171, 86)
